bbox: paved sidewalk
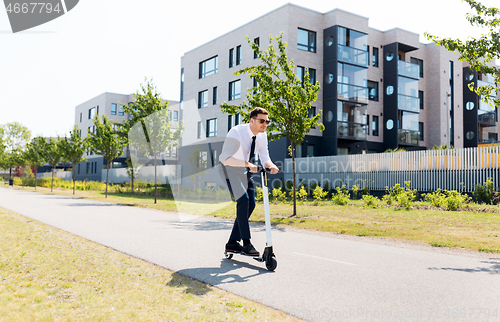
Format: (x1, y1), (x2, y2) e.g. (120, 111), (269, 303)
(1, 187), (499, 322)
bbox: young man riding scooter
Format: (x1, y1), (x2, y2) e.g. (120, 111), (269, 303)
(219, 107), (279, 257)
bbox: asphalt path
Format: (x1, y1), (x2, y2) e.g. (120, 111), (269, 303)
(1, 187), (499, 322)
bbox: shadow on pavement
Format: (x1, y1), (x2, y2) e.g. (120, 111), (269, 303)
(154, 220), (287, 233)
(428, 260), (500, 275)
(168, 259), (272, 294)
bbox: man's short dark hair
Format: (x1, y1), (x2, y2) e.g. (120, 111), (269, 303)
(249, 107), (269, 119)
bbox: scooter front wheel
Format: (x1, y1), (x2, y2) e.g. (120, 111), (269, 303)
(225, 253), (233, 260)
(266, 257), (277, 271)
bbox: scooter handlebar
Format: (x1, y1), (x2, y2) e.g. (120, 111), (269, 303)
(256, 166), (279, 173)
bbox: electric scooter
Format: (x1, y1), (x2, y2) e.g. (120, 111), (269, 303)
(224, 166), (278, 271)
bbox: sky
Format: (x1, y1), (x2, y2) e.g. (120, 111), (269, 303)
(0, 0), (498, 138)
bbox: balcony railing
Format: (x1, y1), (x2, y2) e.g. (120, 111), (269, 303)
(478, 111), (496, 125)
(338, 45), (368, 67)
(398, 94), (420, 113)
(398, 60), (420, 79)
(337, 121), (368, 141)
(337, 83), (369, 104)
(398, 129), (420, 146)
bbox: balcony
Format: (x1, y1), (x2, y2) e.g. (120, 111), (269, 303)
(398, 94), (420, 113)
(398, 129), (420, 146)
(337, 121), (368, 141)
(478, 111), (496, 126)
(337, 83), (368, 104)
(338, 45), (368, 67)
(398, 60), (420, 79)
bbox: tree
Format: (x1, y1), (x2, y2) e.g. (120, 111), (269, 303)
(0, 122), (31, 182)
(42, 137), (63, 192)
(220, 33), (324, 217)
(125, 156), (140, 194)
(425, 0), (500, 107)
(117, 78), (183, 204)
(24, 136), (46, 190)
(59, 125), (87, 195)
(87, 115), (124, 198)
(188, 145), (208, 190)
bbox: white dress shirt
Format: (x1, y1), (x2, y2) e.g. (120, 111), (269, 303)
(219, 124), (271, 166)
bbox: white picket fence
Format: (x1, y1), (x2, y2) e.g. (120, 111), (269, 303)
(37, 165), (181, 185)
(284, 146), (500, 192)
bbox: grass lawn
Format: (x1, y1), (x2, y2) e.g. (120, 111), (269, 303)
(0, 206), (302, 321)
(5, 182), (500, 253)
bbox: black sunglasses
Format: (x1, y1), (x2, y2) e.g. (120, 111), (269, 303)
(253, 118), (270, 125)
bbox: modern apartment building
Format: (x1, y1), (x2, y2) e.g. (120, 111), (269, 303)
(74, 92), (180, 182)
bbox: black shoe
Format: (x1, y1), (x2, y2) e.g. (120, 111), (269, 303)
(225, 241), (243, 253)
(241, 244), (260, 257)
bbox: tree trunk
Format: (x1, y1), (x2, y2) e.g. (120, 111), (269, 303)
(73, 162), (76, 195)
(291, 141), (297, 217)
(105, 161), (109, 198)
(51, 166), (54, 192)
(34, 169), (37, 190)
(154, 154), (157, 204)
(131, 174), (134, 194)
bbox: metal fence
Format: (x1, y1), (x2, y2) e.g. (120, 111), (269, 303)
(283, 146), (500, 192)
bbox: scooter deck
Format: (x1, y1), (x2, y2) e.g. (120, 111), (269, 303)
(224, 250), (264, 262)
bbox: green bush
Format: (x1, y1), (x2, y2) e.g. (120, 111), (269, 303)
(362, 194), (378, 208)
(351, 184), (359, 200)
(289, 186), (308, 202)
(473, 177), (495, 204)
(332, 185), (350, 205)
(443, 190), (471, 211)
(312, 186), (328, 201)
(255, 186), (263, 201)
(383, 181), (417, 209)
(272, 187), (287, 203)
(424, 189), (445, 207)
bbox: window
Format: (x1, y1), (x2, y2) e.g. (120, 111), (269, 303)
(236, 45), (241, 65)
(211, 149), (217, 167)
(88, 107), (96, 119)
(79, 113), (82, 122)
(197, 121), (202, 139)
(111, 103), (117, 115)
(118, 105), (124, 116)
(254, 37), (259, 59)
(365, 114), (370, 135)
(297, 28), (316, 53)
(173, 111), (178, 122)
(86, 162), (90, 174)
(206, 118), (217, 137)
(229, 48), (234, 68)
(410, 57), (424, 78)
(297, 66), (316, 87)
(419, 122), (424, 141)
(297, 66), (304, 86)
(253, 77), (258, 94)
(307, 145), (314, 157)
(373, 47), (379, 67)
(235, 114), (241, 126)
(368, 81), (379, 101)
(419, 91), (424, 109)
(228, 115), (233, 132)
(372, 115), (379, 136)
(309, 68), (316, 84)
(213, 87), (217, 105)
(78, 163), (80, 174)
(308, 107), (316, 118)
(198, 90), (208, 108)
(229, 80), (241, 101)
(199, 56), (218, 78)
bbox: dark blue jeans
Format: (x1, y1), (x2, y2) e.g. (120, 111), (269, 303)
(229, 178), (256, 241)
